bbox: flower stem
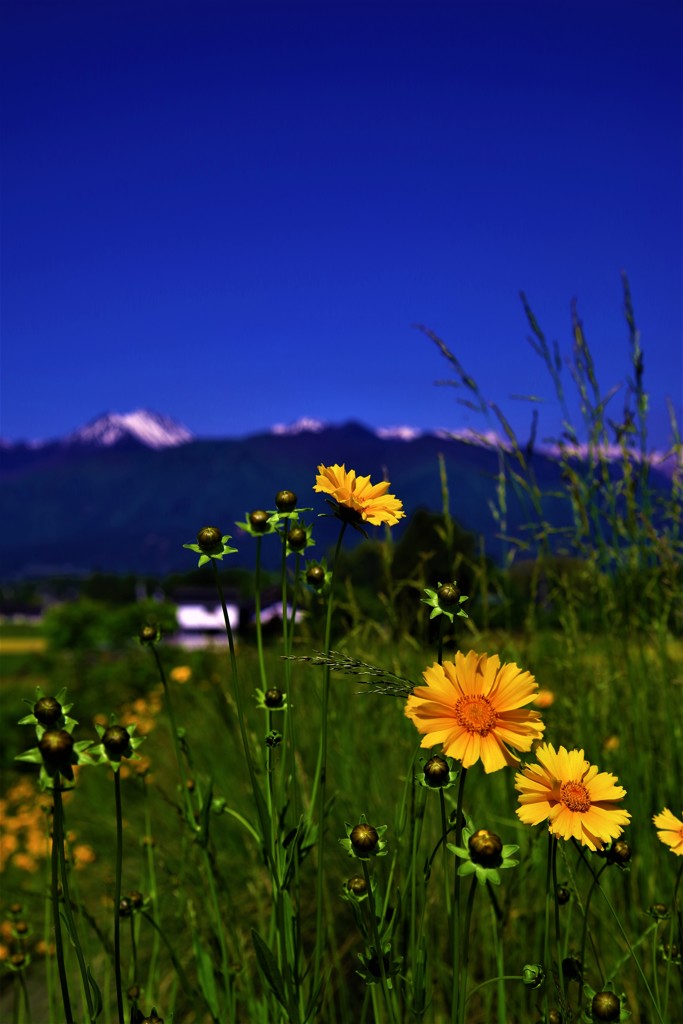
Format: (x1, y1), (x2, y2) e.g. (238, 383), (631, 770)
(311, 521), (347, 983)
(361, 859), (396, 1024)
(551, 835), (566, 1010)
(53, 784), (96, 1022)
(663, 859), (683, 1019)
(51, 790), (73, 1024)
(542, 832), (554, 1024)
(254, 536), (267, 689)
(113, 771), (124, 1024)
(439, 788), (452, 917)
(450, 766), (468, 1024)
(151, 645), (193, 824)
(457, 876), (478, 1024)
(577, 861), (607, 1012)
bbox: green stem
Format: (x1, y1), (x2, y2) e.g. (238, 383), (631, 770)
(254, 536), (267, 689)
(113, 771), (124, 1024)
(439, 788), (452, 917)
(577, 862), (607, 1011)
(361, 860), (396, 1024)
(487, 888), (507, 1024)
(151, 645), (193, 824)
(200, 845), (233, 1021)
(311, 521), (347, 983)
(450, 766), (467, 1024)
(466, 975), (525, 1002)
(551, 835), (566, 1010)
(51, 790), (72, 1024)
(542, 832), (553, 1024)
(458, 877), (478, 1024)
(54, 785), (96, 1022)
(663, 859), (683, 1020)
(141, 911), (214, 1020)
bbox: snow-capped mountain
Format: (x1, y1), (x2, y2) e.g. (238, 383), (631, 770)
(64, 410), (194, 449)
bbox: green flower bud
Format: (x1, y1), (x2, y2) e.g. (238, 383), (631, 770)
(556, 886), (571, 906)
(346, 875), (368, 896)
(591, 991), (621, 1021)
(127, 984), (140, 1001)
(15, 921), (28, 936)
(522, 963), (545, 989)
(196, 526), (223, 553)
(607, 839), (631, 866)
(10, 953), (26, 969)
(248, 510), (270, 533)
(34, 696), (62, 726)
(350, 823), (379, 855)
(275, 490), (297, 512)
(39, 730), (74, 769)
(119, 898), (132, 918)
(423, 755), (450, 788)
(128, 890), (144, 909)
(103, 725), (130, 759)
(287, 526), (308, 551)
(139, 624), (158, 645)
(306, 564), (326, 588)
(649, 902), (669, 920)
(468, 828), (503, 868)
(547, 1012), (562, 1024)
(437, 582), (460, 606)
(264, 688), (285, 709)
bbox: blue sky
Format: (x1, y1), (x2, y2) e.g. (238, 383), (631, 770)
(2, 0), (681, 448)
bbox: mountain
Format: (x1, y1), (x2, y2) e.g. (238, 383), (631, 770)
(0, 414), (676, 579)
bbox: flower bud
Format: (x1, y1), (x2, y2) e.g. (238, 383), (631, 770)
(346, 875), (368, 896)
(275, 490), (297, 512)
(607, 839), (631, 866)
(264, 688), (284, 709)
(649, 902), (669, 920)
(562, 956), (582, 981)
(522, 963), (545, 988)
(350, 823), (379, 855)
(423, 755), (450, 788)
(248, 510), (270, 533)
(34, 696), (62, 726)
(9, 903), (22, 916)
(591, 991), (621, 1021)
(10, 953), (25, 968)
(139, 624), (158, 645)
(141, 1013), (164, 1024)
(119, 898), (132, 917)
(15, 921), (28, 935)
(196, 526), (223, 553)
(186, 778), (195, 792)
(103, 725), (130, 758)
(547, 1012), (562, 1024)
(39, 729), (74, 769)
(128, 891), (144, 909)
(468, 828), (503, 868)
(556, 886), (571, 906)
(287, 526), (308, 551)
(306, 564), (326, 588)
(127, 984), (140, 1000)
(437, 582), (460, 606)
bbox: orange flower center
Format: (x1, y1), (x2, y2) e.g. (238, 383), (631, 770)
(560, 780), (591, 813)
(454, 694), (497, 736)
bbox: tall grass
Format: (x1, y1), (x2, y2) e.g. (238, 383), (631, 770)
(2, 280), (681, 1023)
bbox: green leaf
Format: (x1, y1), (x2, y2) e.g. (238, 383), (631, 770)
(251, 928), (288, 1010)
(87, 964), (104, 1019)
(193, 937), (220, 1019)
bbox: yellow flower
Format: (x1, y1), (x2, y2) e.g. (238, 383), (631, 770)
(515, 743), (631, 851)
(652, 808), (683, 856)
(314, 464), (405, 527)
(405, 650), (545, 774)
(170, 665), (192, 685)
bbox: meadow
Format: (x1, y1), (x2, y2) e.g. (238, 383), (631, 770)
(1, 289), (682, 1024)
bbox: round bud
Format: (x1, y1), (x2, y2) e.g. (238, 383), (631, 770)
(34, 696), (62, 726)
(139, 624), (158, 645)
(591, 991), (621, 1021)
(548, 1012), (562, 1024)
(127, 985), (140, 1001)
(350, 823), (380, 855)
(649, 903), (669, 919)
(128, 890), (144, 909)
(196, 526), (223, 553)
(248, 510), (270, 533)
(39, 730), (74, 769)
(346, 875), (368, 896)
(437, 582), (460, 607)
(556, 886), (571, 906)
(562, 956), (582, 981)
(608, 839), (631, 866)
(306, 564), (326, 588)
(468, 828), (503, 868)
(9, 903), (22, 916)
(287, 526), (308, 551)
(275, 490), (297, 512)
(186, 778), (195, 792)
(119, 898), (132, 918)
(264, 688), (284, 709)
(423, 755), (450, 788)
(10, 953), (25, 968)
(15, 921), (28, 935)
(103, 726), (130, 759)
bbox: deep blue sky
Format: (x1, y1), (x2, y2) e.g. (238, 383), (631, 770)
(2, 0), (681, 448)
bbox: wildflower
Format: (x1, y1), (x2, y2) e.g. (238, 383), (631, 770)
(422, 581), (469, 623)
(254, 688), (288, 712)
(283, 521), (314, 556)
(169, 665), (192, 685)
(449, 824), (519, 885)
(515, 743), (631, 851)
(19, 686), (76, 735)
(314, 463), (405, 529)
(533, 689), (555, 709)
(405, 650), (545, 773)
(339, 815), (388, 860)
(590, 990), (623, 1022)
(652, 808), (683, 856)
(183, 527), (237, 567)
(421, 754), (452, 789)
(90, 719), (145, 771)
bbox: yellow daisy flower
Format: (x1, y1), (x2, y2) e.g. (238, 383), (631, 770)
(515, 743), (631, 851)
(314, 464), (405, 528)
(652, 808), (683, 856)
(404, 650), (545, 774)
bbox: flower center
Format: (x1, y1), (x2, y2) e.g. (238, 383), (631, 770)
(454, 694), (497, 736)
(560, 780), (591, 813)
